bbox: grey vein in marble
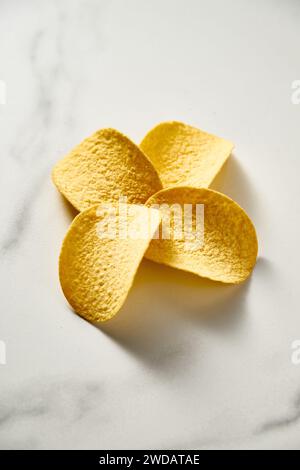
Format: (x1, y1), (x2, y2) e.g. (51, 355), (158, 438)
(0, 379), (104, 429)
(257, 390), (300, 434)
(0, 167), (49, 253)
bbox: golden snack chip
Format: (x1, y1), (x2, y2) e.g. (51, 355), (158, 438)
(140, 121), (234, 188)
(52, 128), (162, 211)
(59, 203), (160, 322)
(145, 187), (258, 284)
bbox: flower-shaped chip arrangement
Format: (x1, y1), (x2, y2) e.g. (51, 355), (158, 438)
(52, 121), (258, 322)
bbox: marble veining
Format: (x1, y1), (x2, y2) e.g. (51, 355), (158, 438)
(1, 0), (300, 450)
(257, 390), (300, 434)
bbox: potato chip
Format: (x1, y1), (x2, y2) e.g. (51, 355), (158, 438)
(140, 121), (234, 188)
(145, 187), (258, 283)
(52, 128), (162, 211)
(59, 203), (160, 322)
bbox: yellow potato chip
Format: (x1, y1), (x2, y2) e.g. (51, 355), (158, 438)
(52, 128), (162, 211)
(140, 121), (234, 188)
(145, 187), (258, 283)
(59, 203), (160, 322)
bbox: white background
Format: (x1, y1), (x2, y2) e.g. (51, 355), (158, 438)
(0, 0), (300, 449)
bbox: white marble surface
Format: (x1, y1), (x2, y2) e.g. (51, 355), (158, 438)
(1, 0), (300, 450)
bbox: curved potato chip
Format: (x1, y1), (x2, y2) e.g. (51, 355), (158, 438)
(145, 187), (258, 284)
(59, 203), (160, 322)
(140, 121), (234, 188)
(52, 128), (162, 211)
